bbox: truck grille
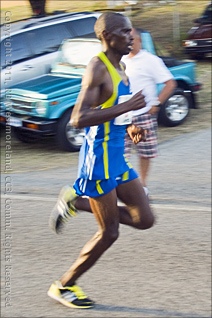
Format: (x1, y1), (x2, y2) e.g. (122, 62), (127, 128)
(10, 99), (34, 114)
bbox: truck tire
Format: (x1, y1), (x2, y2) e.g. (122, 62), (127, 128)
(13, 128), (41, 143)
(158, 88), (191, 127)
(56, 108), (84, 152)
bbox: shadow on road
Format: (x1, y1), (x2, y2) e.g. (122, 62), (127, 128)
(94, 303), (205, 318)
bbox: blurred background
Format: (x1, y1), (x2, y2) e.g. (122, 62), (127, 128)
(1, 0), (211, 58)
(0, 0), (211, 166)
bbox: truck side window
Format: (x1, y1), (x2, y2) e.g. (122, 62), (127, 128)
(67, 17), (97, 36)
(201, 4), (212, 23)
(28, 24), (74, 56)
(1, 34), (32, 68)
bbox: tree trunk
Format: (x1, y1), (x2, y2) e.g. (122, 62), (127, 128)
(29, 0), (46, 17)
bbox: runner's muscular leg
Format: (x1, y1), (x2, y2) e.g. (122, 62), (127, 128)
(116, 178), (155, 229)
(60, 189), (119, 286)
(73, 179), (154, 230)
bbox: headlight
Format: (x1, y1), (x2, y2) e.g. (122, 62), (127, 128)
(183, 40), (197, 47)
(36, 101), (46, 115)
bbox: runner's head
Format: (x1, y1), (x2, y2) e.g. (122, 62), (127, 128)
(94, 12), (133, 55)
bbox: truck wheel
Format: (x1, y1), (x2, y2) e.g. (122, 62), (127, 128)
(56, 109), (84, 152)
(158, 88), (191, 127)
(13, 128), (40, 143)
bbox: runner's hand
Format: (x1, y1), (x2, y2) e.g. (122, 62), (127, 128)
(127, 91), (146, 111)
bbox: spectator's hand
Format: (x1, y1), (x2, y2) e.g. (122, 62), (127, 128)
(127, 124), (149, 144)
(148, 106), (160, 115)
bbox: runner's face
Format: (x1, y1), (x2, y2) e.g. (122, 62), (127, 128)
(109, 18), (133, 55)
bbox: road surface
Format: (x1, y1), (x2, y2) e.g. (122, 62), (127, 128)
(1, 128), (211, 318)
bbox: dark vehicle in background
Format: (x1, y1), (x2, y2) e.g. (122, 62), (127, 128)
(183, 2), (212, 60)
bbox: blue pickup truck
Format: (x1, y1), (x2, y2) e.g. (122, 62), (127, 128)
(0, 30), (201, 152)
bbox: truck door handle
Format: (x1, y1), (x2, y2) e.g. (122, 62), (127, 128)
(22, 65), (34, 71)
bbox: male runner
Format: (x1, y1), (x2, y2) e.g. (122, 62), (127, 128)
(48, 12), (155, 309)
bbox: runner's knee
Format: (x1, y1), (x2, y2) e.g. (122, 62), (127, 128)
(101, 228), (119, 247)
(135, 213), (155, 230)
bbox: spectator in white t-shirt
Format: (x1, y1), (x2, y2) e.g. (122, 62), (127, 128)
(122, 28), (176, 196)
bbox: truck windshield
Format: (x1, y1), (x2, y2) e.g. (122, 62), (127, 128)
(60, 40), (102, 67)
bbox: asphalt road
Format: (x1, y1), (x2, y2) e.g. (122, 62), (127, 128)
(1, 128), (211, 318)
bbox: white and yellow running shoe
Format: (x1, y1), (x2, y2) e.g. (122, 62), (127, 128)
(47, 281), (94, 309)
(49, 185), (78, 234)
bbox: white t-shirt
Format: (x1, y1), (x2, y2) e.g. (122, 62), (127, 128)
(122, 50), (174, 116)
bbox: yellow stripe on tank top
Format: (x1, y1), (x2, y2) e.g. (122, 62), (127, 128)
(102, 89), (119, 179)
(102, 122), (110, 179)
(97, 52), (122, 179)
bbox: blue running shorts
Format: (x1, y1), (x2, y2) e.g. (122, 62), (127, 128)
(73, 168), (138, 198)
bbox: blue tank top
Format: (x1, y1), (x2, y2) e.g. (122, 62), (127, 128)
(77, 52), (132, 180)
